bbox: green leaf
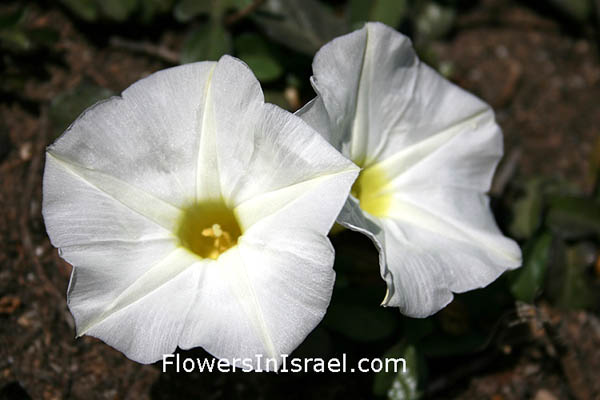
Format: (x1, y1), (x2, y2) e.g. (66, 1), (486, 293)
(49, 83), (114, 138)
(0, 29), (31, 51)
(509, 232), (552, 303)
(546, 196), (600, 239)
(228, 0), (253, 8)
(180, 23), (231, 63)
(98, 0), (138, 21)
(139, 0), (174, 22)
(60, 0), (99, 22)
(370, 0), (408, 28)
(174, 0), (212, 22)
(235, 32), (268, 53)
(235, 33), (282, 82)
(374, 344), (420, 400)
(508, 178), (545, 239)
(348, 0), (371, 26)
(253, 0), (349, 55)
(263, 90), (289, 110)
(548, 243), (598, 309)
(241, 54), (282, 81)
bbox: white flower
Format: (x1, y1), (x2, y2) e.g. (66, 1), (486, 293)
(42, 55), (358, 369)
(298, 22), (522, 317)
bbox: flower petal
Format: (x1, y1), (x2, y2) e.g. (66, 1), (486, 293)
(380, 207), (520, 316)
(211, 55), (358, 215)
(174, 56), (358, 369)
(301, 22), (522, 317)
(44, 147), (210, 362)
(179, 227), (335, 371)
(82, 249), (203, 363)
(47, 62), (217, 208)
(45, 55), (359, 367)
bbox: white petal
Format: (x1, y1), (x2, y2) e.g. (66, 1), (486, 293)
(45, 152), (181, 232)
(380, 209), (520, 316)
(82, 249), (204, 363)
(234, 167), (357, 233)
(43, 133), (199, 362)
(304, 27), (367, 157)
(379, 107), (502, 193)
(303, 22), (522, 316)
(306, 22), (498, 169)
(211, 56), (358, 212)
(42, 152), (175, 250)
(44, 55), (359, 367)
(295, 96), (332, 144)
(47, 62), (217, 207)
(179, 228), (335, 371)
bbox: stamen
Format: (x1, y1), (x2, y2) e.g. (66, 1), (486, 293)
(176, 202), (242, 259)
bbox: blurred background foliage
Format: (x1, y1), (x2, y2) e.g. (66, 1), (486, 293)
(1, 0), (600, 399)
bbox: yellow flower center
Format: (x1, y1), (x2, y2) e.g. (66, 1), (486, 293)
(176, 201), (242, 259)
(350, 163), (392, 217)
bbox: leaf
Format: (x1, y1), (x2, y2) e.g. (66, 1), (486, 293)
(235, 32), (269, 53)
(49, 83), (114, 138)
(60, 0), (99, 22)
(348, 0), (371, 26)
(509, 232), (552, 303)
(235, 33), (282, 82)
(174, 0), (212, 22)
(370, 0), (408, 28)
(98, 0), (138, 21)
(373, 344), (421, 400)
(508, 178), (545, 240)
(0, 29), (31, 51)
(547, 242), (598, 309)
(253, 0), (349, 55)
(180, 23), (232, 63)
(546, 196), (600, 239)
(139, 0), (174, 22)
(263, 90), (289, 110)
(180, 0), (231, 63)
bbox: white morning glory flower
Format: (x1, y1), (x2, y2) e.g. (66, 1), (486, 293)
(42, 55), (358, 369)
(298, 22), (522, 317)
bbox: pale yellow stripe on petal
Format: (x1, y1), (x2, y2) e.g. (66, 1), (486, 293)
(77, 246), (203, 335)
(47, 151), (182, 232)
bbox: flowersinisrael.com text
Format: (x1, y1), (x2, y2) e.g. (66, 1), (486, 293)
(162, 353), (406, 374)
